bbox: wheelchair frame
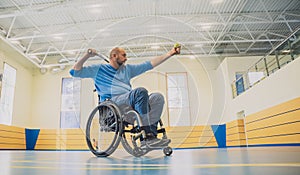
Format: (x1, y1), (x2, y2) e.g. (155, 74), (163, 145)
(85, 99), (173, 157)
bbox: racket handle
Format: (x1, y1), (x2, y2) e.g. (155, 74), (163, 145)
(87, 49), (93, 54)
(87, 49), (109, 63)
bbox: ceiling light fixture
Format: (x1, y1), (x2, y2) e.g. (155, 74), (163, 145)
(189, 55), (196, 59)
(211, 0), (224, 4)
(53, 36), (63, 40)
(40, 67), (47, 74)
(199, 23), (212, 30)
(281, 49), (291, 54)
(194, 44), (203, 47)
(58, 58), (69, 63)
(151, 45), (160, 49)
(89, 8), (102, 14)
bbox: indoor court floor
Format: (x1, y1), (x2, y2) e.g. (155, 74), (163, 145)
(1, 146), (299, 175)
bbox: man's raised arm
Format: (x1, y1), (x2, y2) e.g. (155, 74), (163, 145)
(150, 44), (181, 68)
(73, 49), (97, 70)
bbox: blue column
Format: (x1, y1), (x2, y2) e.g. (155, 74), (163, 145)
(25, 128), (40, 150)
(211, 124), (226, 148)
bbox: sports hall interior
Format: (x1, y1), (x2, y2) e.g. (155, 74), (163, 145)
(0, 0), (299, 174)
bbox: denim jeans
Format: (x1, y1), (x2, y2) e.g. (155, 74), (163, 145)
(110, 87), (164, 136)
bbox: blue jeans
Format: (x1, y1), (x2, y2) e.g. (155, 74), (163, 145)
(110, 87), (164, 136)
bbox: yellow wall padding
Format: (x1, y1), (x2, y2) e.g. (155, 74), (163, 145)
(165, 126), (217, 148)
(245, 97), (300, 145)
(0, 124), (26, 149)
(226, 119), (247, 146)
(35, 129), (88, 150)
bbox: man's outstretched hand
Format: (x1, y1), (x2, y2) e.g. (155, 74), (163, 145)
(172, 43), (181, 55)
(87, 48), (98, 57)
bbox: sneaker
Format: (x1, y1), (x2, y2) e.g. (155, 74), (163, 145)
(160, 138), (171, 145)
(141, 135), (171, 147)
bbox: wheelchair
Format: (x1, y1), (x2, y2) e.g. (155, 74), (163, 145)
(85, 99), (173, 157)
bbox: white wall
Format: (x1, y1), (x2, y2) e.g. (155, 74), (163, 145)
(31, 68), (95, 129)
(0, 39), (34, 128)
(79, 78), (96, 130)
(31, 69), (67, 128)
(219, 56), (300, 123)
(176, 58), (213, 125)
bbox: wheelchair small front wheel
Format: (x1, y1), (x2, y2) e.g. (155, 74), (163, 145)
(86, 100), (123, 157)
(163, 146), (173, 156)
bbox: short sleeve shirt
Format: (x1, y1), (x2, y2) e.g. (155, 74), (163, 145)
(69, 61), (153, 101)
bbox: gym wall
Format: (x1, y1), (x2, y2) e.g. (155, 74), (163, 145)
(0, 39), (34, 128)
(219, 55), (300, 123)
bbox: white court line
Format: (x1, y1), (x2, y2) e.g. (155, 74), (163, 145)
(10, 162), (300, 170)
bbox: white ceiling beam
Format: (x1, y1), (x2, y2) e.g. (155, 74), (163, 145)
(259, 0), (274, 22)
(228, 35), (241, 53)
(0, 12), (21, 19)
(228, 34), (250, 42)
(38, 50), (275, 68)
(264, 34), (274, 48)
(266, 27), (300, 56)
(9, 20), (297, 41)
(27, 38), (284, 56)
(6, 16), (16, 39)
(242, 18), (255, 40)
(280, 15), (294, 33)
(25, 32), (35, 54)
(284, 12), (300, 18)
(267, 32), (288, 38)
(0, 35), (41, 68)
(209, 0), (247, 54)
(0, 0), (68, 18)
(7, 0), (73, 67)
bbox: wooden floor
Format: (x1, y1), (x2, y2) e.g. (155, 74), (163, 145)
(1, 146), (299, 175)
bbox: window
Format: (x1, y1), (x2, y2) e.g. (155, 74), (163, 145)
(248, 71), (264, 86)
(0, 63), (17, 125)
(60, 78), (81, 128)
(166, 73), (190, 126)
(235, 73), (245, 96)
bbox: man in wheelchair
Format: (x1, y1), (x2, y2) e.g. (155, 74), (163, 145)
(70, 44), (181, 147)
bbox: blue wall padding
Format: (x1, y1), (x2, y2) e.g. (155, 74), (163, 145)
(25, 128), (40, 150)
(211, 124), (226, 148)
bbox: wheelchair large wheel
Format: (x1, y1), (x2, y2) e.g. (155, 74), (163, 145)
(86, 100), (123, 157)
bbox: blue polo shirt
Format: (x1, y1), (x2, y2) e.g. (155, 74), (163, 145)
(69, 61), (153, 101)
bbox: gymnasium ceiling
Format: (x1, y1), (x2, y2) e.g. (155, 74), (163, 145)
(0, 0), (300, 70)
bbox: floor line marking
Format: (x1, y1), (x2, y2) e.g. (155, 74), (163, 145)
(10, 163), (300, 170)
